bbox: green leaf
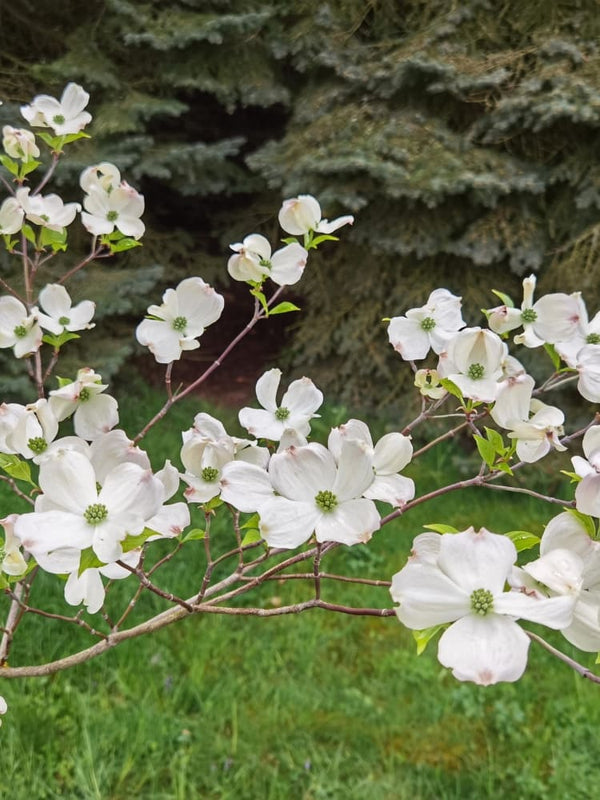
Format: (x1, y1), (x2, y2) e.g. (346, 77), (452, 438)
(484, 427), (505, 454)
(423, 523), (458, 534)
(203, 496), (223, 512)
(505, 530), (540, 552)
(182, 528), (206, 542)
(241, 528), (262, 546)
(439, 378), (463, 401)
(0, 154), (19, 176)
(491, 289), (514, 307)
(268, 301), (300, 315)
(42, 331), (81, 349)
(494, 461), (514, 476)
(109, 237), (142, 253)
(250, 288), (269, 315)
(78, 547), (105, 575)
(543, 343), (561, 371)
(21, 224), (37, 246)
(37, 131), (91, 151)
(474, 434), (496, 468)
(560, 470), (582, 483)
(122, 527), (158, 552)
(40, 226), (68, 251)
(55, 375), (74, 388)
(0, 454), (35, 486)
(413, 625), (444, 655)
(19, 159), (42, 178)
(564, 507), (597, 538)
(307, 233), (338, 249)
(240, 513), (260, 530)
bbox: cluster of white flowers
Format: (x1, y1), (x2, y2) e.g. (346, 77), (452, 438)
(3, 82), (600, 714)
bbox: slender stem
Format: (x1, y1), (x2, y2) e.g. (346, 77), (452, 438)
(527, 631), (600, 684)
(133, 286), (286, 445)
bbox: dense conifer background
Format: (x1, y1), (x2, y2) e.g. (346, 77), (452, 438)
(1, 0), (599, 408)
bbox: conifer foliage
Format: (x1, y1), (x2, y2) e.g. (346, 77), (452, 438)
(1, 0), (599, 406)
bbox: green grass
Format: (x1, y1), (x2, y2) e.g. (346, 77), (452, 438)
(0, 388), (598, 799)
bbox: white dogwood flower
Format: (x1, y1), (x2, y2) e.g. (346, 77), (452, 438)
(505, 399), (566, 463)
(227, 233), (307, 286)
(2, 126), (39, 160)
(221, 440), (380, 549)
(81, 181), (145, 239)
(278, 195), (353, 236)
(21, 83), (92, 135)
(438, 327), (505, 402)
(388, 289), (465, 361)
(239, 368), (323, 441)
(14, 449), (163, 564)
(0, 296), (43, 357)
(328, 418), (415, 507)
(487, 274), (582, 348)
(136, 277), (224, 364)
(16, 187), (80, 231)
(390, 528), (574, 684)
(38, 284), (95, 332)
(49, 367), (119, 441)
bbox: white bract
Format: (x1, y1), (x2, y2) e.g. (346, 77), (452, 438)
(49, 368), (119, 440)
(81, 180), (145, 239)
(2, 126), (39, 161)
(278, 194), (354, 236)
(14, 449), (164, 564)
(221, 440), (380, 549)
(238, 368), (323, 441)
(4, 398), (59, 462)
(512, 512), (600, 651)
(572, 425), (600, 516)
(227, 234), (308, 286)
(438, 327), (505, 402)
(38, 284), (95, 332)
(16, 187), (81, 231)
(328, 418), (415, 507)
(390, 528), (574, 685)
(487, 274), (582, 348)
(21, 82), (92, 135)
(388, 289), (465, 361)
(0, 514), (27, 577)
(0, 296), (43, 357)
(0, 197), (24, 235)
(136, 277), (224, 364)
(505, 400), (566, 463)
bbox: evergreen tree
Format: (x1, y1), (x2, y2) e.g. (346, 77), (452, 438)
(1, 0), (599, 408)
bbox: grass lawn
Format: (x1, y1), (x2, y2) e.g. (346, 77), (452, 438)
(1, 386), (599, 799)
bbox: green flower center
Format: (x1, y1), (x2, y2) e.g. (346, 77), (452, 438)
(106, 210), (119, 222)
(420, 316), (436, 332)
(78, 387), (91, 402)
(27, 437), (47, 455)
(275, 406), (290, 421)
(315, 490), (338, 513)
(84, 503), (108, 525)
(467, 362), (485, 380)
(521, 308), (537, 323)
(201, 466), (219, 482)
(586, 333), (600, 345)
(172, 316), (187, 333)
(52, 114), (65, 125)
(58, 316), (70, 326)
(470, 588), (494, 616)
(13, 325), (27, 338)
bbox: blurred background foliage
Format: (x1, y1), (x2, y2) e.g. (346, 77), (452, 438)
(1, 0), (600, 408)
